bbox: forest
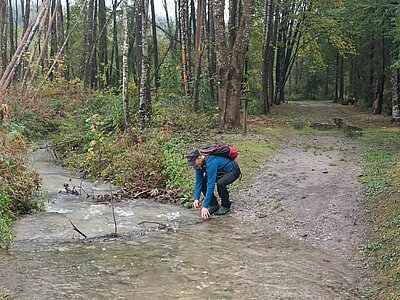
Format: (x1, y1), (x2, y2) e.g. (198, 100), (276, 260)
(0, 0), (399, 299)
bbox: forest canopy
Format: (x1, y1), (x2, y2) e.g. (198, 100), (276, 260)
(1, 0), (400, 131)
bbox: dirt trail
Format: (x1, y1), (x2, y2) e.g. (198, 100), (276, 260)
(233, 103), (371, 289)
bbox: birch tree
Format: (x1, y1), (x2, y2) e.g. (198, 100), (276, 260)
(122, 0), (131, 130)
(138, 0), (150, 129)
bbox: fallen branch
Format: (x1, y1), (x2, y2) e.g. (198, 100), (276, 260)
(133, 189), (150, 198)
(69, 219), (86, 238)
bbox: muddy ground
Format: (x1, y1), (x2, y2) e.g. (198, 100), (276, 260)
(232, 102), (384, 293)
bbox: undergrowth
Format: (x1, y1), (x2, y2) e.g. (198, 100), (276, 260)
(0, 127), (43, 249)
(46, 86), (217, 203)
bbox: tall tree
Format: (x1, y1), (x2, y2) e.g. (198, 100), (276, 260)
(213, 0), (255, 130)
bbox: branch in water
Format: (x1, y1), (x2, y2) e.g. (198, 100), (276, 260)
(69, 218), (87, 238)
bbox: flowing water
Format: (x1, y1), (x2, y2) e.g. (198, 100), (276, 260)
(0, 144), (362, 299)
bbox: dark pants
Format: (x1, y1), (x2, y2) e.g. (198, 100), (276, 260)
(201, 169), (240, 208)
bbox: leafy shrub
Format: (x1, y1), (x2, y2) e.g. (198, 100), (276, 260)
(160, 139), (194, 204)
(0, 128), (43, 248)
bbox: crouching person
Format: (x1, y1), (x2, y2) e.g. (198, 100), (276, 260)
(186, 149), (241, 219)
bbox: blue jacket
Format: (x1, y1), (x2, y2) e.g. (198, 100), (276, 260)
(193, 155), (238, 208)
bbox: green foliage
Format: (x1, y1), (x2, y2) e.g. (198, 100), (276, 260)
(158, 59), (184, 98)
(151, 101), (217, 134)
(160, 139), (194, 204)
(0, 190), (12, 249)
(0, 128), (43, 249)
(53, 90), (126, 154)
(4, 101), (57, 140)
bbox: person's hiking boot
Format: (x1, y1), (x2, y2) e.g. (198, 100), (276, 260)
(208, 205), (220, 215)
(214, 206), (230, 216)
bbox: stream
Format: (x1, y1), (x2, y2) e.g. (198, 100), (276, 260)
(0, 144), (362, 299)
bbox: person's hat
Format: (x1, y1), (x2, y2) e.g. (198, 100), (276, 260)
(186, 149), (200, 166)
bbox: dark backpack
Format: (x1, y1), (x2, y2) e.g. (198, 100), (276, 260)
(200, 142), (239, 160)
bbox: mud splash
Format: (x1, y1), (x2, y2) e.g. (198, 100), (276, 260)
(0, 143), (362, 299)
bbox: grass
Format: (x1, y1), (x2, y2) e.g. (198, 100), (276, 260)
(359, 128), (400, 299)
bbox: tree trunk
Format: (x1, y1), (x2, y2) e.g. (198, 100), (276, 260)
(14, 0), (17, 48)
(213, 0), (255, 130)
(0, 0), (50, 98)
(269, 2), (278, 107)
(390, 66), (400, 120)
(82, 0), (95, 87)
(8, 0), (14, 61)
(213, 0), (229, 131)
(122, 0), (131, 131)
(179, 0), (190, 96)
(339, 55), (344, 104)
(225, 0), (255, 128)
(23, 0), (30, 33)
(274, 7), (284, 105)
(30, 0), (59, 83)
(192, 0), (202, 110)
(65, 0), (70, 78)
(162, 0), (170, 32)
(22, 3), (48, 87)
(138, 0), (151, 129)
(98, 0), (108, 87)
(373, 36), (385, 115)
(0, 0), (7, 71)
(135, 0), (143, 84)
(150, 0), (159, 89)
(42, 0), (87, 83)
(334, 51), (339, 102)
(206, 0), (216, 104)
(21, 15), (44, 89)
(228, 0), (237, 49)
(109, 0), (120, 84)
(260, 0), (271, 114)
